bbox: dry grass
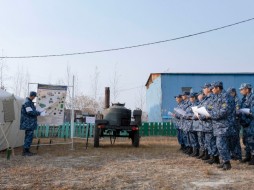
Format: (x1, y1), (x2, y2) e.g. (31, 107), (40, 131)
(0, 137), (254, 190)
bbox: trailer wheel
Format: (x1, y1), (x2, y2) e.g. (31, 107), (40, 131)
(132, 130), (140, 147)
(94, 125), (100, 147)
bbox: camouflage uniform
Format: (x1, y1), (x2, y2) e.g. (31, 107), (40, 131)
(209, 89), (235, 163)
(227, 88), (242, 160)
(20, 97), (41, 149)
(239, 91), (254, 157)
(199, 93), (218, 157)
(173, 99), (185, 147)
(184, 100), (199, 149)
(181, 99), (192, 148)
(193, 100), (205, 152)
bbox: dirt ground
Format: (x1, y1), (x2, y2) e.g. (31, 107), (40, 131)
(0, 137), (254, 190)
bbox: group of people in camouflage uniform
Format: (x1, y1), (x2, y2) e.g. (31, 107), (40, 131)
(173, 81), (254, 171)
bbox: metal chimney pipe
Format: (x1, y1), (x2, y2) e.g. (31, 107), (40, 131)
(105, 87), (110, 109)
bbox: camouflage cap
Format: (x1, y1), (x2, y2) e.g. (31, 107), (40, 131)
(211, 81), (223, 88)
(189, 92), (197, 98)
(239, 83), (252, 90)
(227, 87), (236, 93)
(201, 83), (211, 89)
(182, 91), (190, 96)
(174, 94), (182, 98)
(197, 91), (204, 96)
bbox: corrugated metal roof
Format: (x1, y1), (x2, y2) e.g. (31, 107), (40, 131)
(145, 72), (254, 88)
(160, 72), (254, 75)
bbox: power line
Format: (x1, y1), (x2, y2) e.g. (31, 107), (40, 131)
(1, 17), (254, 59)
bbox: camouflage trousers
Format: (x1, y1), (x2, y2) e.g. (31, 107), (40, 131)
(189, 131), (199, 148)
(197, 132), (205, 151)
(243, 127), (254, 156)
(216, 136), (231, 162)
(204, 132), (218, 156)
(228, 130), (242, 160)
(24, 130), (34, 149)
(243, 128), (251, 157)
(247, 135), (254, 155)
(177, 129), (184, 146)
(182, 131), (190, 147)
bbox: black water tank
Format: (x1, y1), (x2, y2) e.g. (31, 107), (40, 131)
(103, 103), (131, 126)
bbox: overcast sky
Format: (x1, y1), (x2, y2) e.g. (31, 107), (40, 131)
(0, 0), (254, 110)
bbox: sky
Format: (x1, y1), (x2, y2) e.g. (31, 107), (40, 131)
(0, 0), (254, 110)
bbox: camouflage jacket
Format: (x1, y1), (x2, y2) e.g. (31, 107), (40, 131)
(180, 100), (191, 130)
(209, 91), (235, 136)
(198, 94), (214, 132)
(20, 97), (41, 130)
(239, 93), (254, 135)
(239, 93), (254, 128)
(183, 101), (199, 132)
(192, 101), (203, 132)
(233, 95), (241, 130)
(173, 101), (183, 129)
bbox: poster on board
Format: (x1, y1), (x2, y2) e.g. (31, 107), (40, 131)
(36, 84), (68, 126)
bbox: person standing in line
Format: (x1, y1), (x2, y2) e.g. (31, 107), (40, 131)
(227, 87), (242, 161)
(195, 91), (206, 159)
(172, 94), (185, 150)
(198, 83), (219, 165)
(239, 83), (254, 164)
(181, 92), (192, 155)
(209, 81), (235, 170)
(184, 92), (200, 157)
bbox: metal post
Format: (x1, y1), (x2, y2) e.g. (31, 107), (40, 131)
(71, 75), (75, 150)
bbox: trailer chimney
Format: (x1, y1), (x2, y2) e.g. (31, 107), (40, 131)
(105, 87), (110, 109)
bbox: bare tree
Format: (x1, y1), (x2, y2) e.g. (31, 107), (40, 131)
(91, 66), (100, 100)
(12, 66), (30, 97)
(110, 64), (121, 103)
(63, 65), (80, 109)
(0, 50), (8, 91)
(22, 69), (30, 97)
(74, 94), (99, 114)
(0, 60), (7, 90)
(135, 85), (146, 110)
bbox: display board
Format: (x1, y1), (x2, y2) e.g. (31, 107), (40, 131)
(36, 84), (67, 126)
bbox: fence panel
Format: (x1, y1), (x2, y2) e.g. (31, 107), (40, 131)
(35, 121), (177, 138)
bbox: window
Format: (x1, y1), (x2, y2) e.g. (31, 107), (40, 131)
(181, 87), (192, 93)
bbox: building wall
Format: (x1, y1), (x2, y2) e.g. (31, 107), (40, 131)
(146, 76), (162, 122)
(147, 73), (254, 122)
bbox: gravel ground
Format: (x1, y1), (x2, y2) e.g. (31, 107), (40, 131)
(0, 137), (254, 190)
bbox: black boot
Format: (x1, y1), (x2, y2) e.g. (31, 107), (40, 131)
(187, 147), (193, 155)
(191, 148), (199, 157)
(248, 155), (254, 165)
(241, 154), (251, 163)
(207, 156), (220, 165)
(179, 144), (185, 151)
(184, 147), (190, 154)
(182, 146), (188, 152)
(217, 163), (224, 168)
(22, 148), (36, 156)
(197, 150), (205, 159)
(202, 150), (210, 161)
(223, 161), (232, 170)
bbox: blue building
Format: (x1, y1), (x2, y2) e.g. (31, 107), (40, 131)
(145, 73), (254, 122)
